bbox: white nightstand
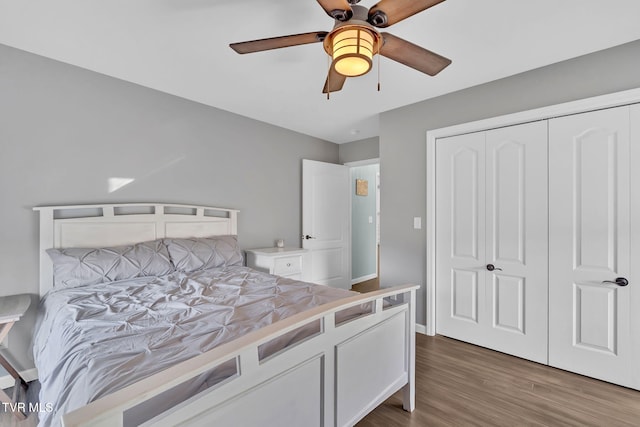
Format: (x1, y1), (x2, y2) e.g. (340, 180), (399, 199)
(245, 248), (309, 281)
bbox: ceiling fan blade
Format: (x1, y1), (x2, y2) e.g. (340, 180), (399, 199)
(368, 0), (445, 28)
(379, 32), (451, 76)
(322, 65), (347, 94)
(230, 31), (328, 54)
(316, 0), (353, 21)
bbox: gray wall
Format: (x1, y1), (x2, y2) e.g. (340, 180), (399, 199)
(0, 43), (338, 371)
(351, 164), (379, 281)
(338, 137), (379, 164)
(379, 39), (640, 326)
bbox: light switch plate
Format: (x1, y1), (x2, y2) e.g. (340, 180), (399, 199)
(413, 217), (422, 229)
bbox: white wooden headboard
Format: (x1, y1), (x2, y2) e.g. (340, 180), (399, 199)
(33, 203), (239, 296)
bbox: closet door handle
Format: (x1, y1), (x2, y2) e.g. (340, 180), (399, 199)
(486, 264), (502, 272)
(601, 277), (629, 287)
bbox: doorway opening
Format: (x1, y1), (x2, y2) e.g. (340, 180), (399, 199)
(345, 159), (380, 293)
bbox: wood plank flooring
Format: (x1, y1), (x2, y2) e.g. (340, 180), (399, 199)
(351, 276), (380, 293)
(358, 334), (640, 426)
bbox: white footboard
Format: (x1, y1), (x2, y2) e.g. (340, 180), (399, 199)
(61, 284), (418, 427)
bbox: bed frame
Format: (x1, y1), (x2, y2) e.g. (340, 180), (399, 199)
(34, 203), (417, 427)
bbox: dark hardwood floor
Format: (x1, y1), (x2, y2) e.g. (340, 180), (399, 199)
(358, 334), (640, 426)
(351, 276), (380, 293)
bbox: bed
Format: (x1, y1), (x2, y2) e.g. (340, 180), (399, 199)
(33, 203), (417, 427)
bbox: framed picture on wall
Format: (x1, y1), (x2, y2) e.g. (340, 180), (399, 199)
(356, 179), (368, 196)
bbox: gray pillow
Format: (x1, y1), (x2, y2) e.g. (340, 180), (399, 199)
(164, 235), (243, 272)
(47, 239), (175, 289)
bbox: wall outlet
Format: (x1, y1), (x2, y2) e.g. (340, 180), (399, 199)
(413, 217), (422, 229)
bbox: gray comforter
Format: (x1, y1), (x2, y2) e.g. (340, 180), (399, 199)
(33, 266), (358, 427)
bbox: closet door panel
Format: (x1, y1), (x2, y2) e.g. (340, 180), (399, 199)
(491, 141), (525, 263)
(549, 106), (634, 388)
(485, 121), (548, 363)
(436, 132), (487, 342)
(574, 128), (622, 272)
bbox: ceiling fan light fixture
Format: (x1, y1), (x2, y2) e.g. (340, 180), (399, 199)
(330, 26), (376, 77)
(231, 0), (452, 95)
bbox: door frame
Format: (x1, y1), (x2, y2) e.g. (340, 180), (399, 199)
(344, 158), (380, 285)
(425, 87), (640, 336)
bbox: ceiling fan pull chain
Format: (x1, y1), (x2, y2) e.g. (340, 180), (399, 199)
(327, 56), (331, 100)
(327, 56), (333, 100)
(377, 52), (381, 92)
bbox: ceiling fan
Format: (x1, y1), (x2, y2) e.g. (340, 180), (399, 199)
(229, 0), (451, 95)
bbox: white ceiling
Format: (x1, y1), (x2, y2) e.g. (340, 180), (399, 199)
(1, 0), (640, 143)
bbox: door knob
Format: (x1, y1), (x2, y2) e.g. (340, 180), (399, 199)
(303, 235), (316, 240)
(602, 277), (629, 287)
(486, 264), (502, 272)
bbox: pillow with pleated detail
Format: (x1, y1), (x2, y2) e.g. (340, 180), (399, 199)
(164, 235), (243, 272)
(46, 239), (175, 289)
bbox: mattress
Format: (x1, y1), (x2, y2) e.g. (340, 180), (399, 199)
(33, 266), (360, 427)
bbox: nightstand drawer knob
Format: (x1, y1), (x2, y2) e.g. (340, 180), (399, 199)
(274, 256), (302, 275)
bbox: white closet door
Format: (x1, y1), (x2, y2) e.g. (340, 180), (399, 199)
(436, 132), (487, 343)
(549, 105), (637, 389)
(436, 121), (548, 363)
(484, 122), (548, 363)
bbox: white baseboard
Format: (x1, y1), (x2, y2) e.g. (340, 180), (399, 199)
(415, 323), (427, 335)
(351, 274), (377, 285)
(0, 368), (38, 389)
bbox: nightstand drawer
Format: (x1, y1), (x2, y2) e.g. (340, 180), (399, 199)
(273, 256), (302, 275)
(246, 248), (308, 281)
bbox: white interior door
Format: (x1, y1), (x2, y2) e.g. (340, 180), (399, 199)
(436, 121), (548, 363)
(302, 159), (350, 289)
(549, 105), (639, 389)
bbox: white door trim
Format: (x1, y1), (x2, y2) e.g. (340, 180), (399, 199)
(343, 158), (380, 167)
(426, 87), (640, 336)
